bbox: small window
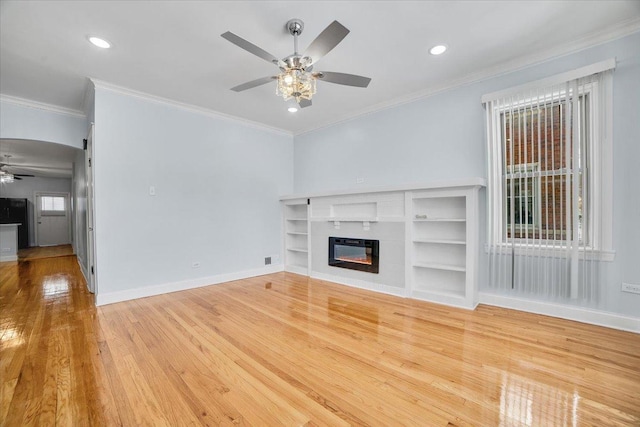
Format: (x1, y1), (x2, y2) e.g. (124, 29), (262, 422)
(41, 196), (66, 215)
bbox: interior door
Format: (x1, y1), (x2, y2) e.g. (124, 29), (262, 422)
(35, 193), (70, 246)
(86, 124), (96, 294)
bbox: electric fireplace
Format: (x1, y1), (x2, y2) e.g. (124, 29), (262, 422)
(328, 237), (379, 274)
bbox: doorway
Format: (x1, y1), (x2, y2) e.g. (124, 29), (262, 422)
(34, 192), (70, 246)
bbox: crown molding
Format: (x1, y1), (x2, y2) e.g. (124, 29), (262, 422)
(89, 78), (293, 137)
(0, 94), (86, 118)
(293, 20), (640, 136)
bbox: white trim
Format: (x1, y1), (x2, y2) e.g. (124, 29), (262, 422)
(479, 292), (640, 334)
(81, 79), (96, 118)
(89, 78), (292, 137)
(0, 255), (18, 262)
(95, 264), (284, 306)
(285, 264), (309, 276)
(481, 58), (616, 103)
(280, 178), (487, 201)
(76, 256), (90, 290)
(0, 94), (86, 118)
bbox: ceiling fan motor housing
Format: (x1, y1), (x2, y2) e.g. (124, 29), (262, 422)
(286, 19), (304, 36)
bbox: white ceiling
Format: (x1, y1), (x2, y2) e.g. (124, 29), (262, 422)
(1, 1), (639, 136)
(0, 139), (79, 178)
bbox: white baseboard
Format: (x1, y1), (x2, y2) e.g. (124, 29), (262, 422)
(310, 271), (407, 299)
(76, 256), (89, 287)
(0, 255), (18, 262)
(96, 264), (284, 306)
(284, 264), (309, 276)
(480, 292), (640, 334)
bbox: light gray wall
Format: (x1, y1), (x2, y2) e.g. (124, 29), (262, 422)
(0, 176), (72, 246)
(0, 100), (87, 149)
(293, 32), (640, 318)
(93, 88), (294, 294)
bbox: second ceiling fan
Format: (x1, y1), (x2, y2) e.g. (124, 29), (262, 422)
(221, 19), (371, 108)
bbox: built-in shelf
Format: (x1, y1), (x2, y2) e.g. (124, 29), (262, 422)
(413, 238), (466, 245)
(313, 217), (379, 222)
(409, 190), (478, 308)
(287, 247), (308, 253)
(413, 218), (466, 222)
(413, 262), (466, 272)
(283, 200), (310, 274)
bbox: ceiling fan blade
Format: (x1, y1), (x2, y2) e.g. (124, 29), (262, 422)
(13, 176), (22, 180)
(314, 71), (371, 88)
(221, 31), (283, 67)
(298, 99), (312, 108)
(303, 21), (350, 65)
(13, 174), (35, 177)
(230, 76), (277, 92)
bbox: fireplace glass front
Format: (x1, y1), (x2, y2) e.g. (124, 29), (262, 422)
(328, 237), (379, 274)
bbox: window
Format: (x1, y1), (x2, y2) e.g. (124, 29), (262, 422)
(484, 60), (613, 255)
(40, 196), (66, 216)
(483, 60), (614, 301)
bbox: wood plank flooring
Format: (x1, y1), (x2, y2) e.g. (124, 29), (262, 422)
(1, 255), (639, 426)
(18, 244), (74, 261)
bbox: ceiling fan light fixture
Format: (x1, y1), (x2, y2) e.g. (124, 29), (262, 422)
(288, 107), (298, 113)
(429, 44), (448, 55)
(276, 69), (316, 102)
(0, 173), (15, 183)
(88, 36), (111, 49)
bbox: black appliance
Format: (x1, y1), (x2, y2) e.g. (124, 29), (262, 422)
(329, 237), (379, 274)
(0, 198), (29, 249)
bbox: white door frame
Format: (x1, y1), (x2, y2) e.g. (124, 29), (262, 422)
(34, 191), (71, 246)
(86, 123), (97, 295)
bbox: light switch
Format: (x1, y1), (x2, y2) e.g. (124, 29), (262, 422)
(149, 186), (156, 196)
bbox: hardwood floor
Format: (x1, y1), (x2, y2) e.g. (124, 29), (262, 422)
(18, 244), (74, 261)
(1, 255), (639, 426)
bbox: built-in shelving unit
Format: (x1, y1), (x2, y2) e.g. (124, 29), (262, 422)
(283, 199), (309, 275)
(281, 179), (483, 309)
(409, 190), (479, 308)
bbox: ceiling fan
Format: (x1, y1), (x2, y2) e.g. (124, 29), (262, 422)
(0, 163), (34, 182)
(221, 19), (371, 108)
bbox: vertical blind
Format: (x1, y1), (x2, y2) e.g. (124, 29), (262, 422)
(483, 61), (614, 303)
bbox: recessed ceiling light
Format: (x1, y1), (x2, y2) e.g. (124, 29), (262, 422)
(88, 36), (111, 49)
(288, 107), (298, 113)
(429, 44), (447, 55)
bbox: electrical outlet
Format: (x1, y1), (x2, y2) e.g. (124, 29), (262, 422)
(191, 262), (200, 268)
(264, 257), (272, 265)
(356, 177), (365, 184)
(621, 282), (640, 294)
